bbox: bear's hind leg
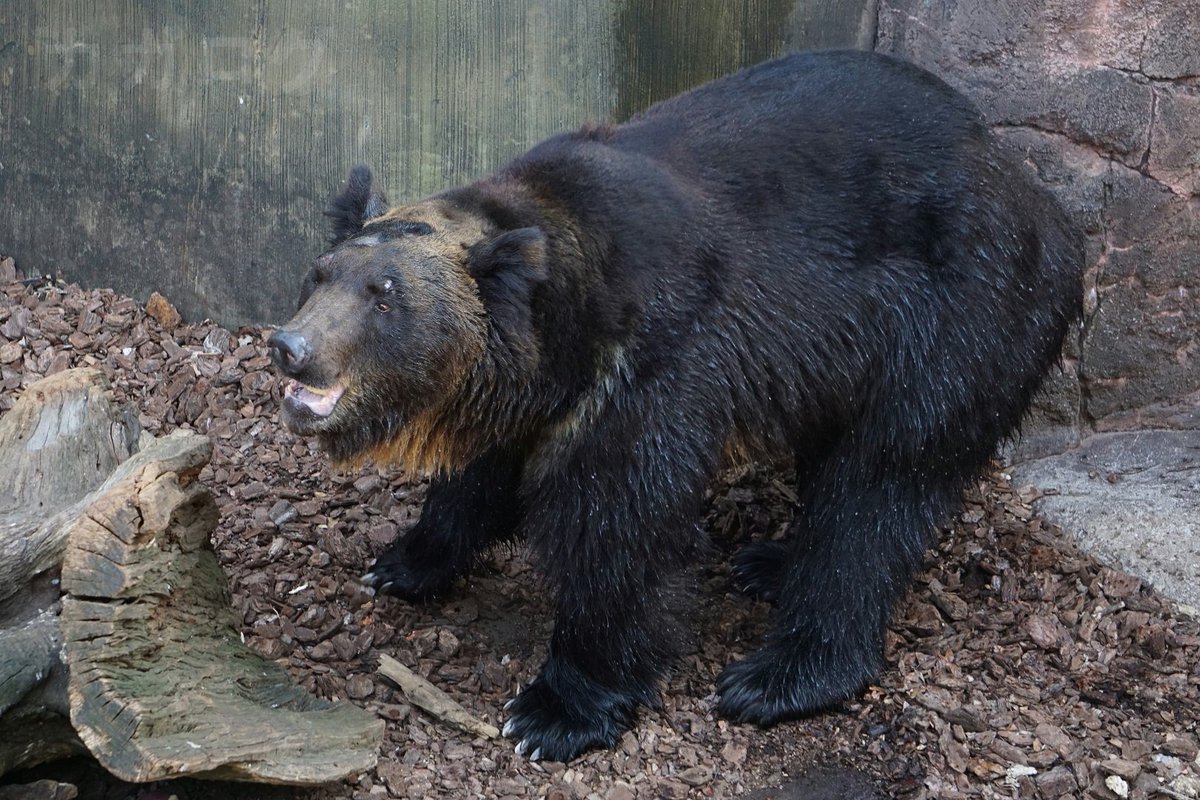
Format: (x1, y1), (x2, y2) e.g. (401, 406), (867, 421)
(362, 446), (523, 601)
(717, 453), (957, 724)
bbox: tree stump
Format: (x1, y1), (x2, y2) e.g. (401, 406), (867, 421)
(0, 368), (383, 784)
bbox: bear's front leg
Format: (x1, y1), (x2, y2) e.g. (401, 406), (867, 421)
(500, 566), (686, 761)
(502, 407), (714, 761)
(362, 446), (523, 601)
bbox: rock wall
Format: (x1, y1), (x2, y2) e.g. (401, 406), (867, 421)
(875, 0), (1200, 449)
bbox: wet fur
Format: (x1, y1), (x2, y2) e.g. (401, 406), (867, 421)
(280, 51), (1083, 761)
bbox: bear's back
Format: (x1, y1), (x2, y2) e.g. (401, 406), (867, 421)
(608, 52), (996, 270)
(627, 50), (982, 146)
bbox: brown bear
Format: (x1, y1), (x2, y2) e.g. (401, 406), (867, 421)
(269, 50), (1083, 762)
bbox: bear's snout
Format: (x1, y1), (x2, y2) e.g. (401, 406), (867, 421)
(268, 329), (312, 376)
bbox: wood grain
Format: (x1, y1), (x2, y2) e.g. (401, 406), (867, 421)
(0, 369), (383, 783)
(60, 429), (384, 783)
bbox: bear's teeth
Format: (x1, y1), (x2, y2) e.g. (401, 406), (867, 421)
(284, 380), (345, 417)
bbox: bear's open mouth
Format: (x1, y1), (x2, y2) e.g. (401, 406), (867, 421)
(282, 380), (346, 418)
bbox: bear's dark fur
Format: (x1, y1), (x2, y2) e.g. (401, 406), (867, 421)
(268, 50), (1083, 762)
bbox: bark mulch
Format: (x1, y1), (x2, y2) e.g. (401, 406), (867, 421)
(1, 259), (1197, 800)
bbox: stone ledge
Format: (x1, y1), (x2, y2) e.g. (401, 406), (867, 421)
(1010, 429), (1200, 612)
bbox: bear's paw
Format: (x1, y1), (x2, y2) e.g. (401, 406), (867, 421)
(361, 543), (459, 602)
(501, 674), (639, 762)
(716, 643), (873, 726)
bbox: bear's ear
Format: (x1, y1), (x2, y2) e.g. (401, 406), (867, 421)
(468, 227), (547, 285)
(324, 165), (389, 246)
(467, 228), (548, 338)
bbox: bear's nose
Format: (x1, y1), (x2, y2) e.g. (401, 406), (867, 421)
(268, 329), (311, 375)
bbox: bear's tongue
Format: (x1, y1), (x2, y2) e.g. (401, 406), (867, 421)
(284, 380), (345, 417)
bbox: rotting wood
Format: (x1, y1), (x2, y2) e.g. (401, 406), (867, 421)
(0, 367), (140, 624)
(0, 368), (384, 784)
(378, 653), (500, 739)
(0, 368), (136, 774)
(60, 428), (385, 783)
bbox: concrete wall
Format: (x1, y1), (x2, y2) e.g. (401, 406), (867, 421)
(1, 2), (619, 326)
(0, 1), (872, 329)
(2, 1), (1196, 447)
(875, 0), (1200, 450)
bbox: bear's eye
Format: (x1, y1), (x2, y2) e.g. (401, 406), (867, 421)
(369, 278), (395, 313)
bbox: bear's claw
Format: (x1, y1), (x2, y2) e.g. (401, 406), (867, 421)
(359, 549), (457, 602)
(501, 675), (638, 762)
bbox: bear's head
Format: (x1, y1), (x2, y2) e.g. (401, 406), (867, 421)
(268, 166), (547, 471)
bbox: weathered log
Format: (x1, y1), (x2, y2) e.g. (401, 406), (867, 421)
(0, 368), (138, 774)
(0, 369), (383, 783)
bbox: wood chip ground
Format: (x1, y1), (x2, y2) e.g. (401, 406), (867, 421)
(1, 265), (1197, 799)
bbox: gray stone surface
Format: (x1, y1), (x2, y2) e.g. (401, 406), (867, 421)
(1010, 430), (1200, 611)
(744, 767), (884, 800)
